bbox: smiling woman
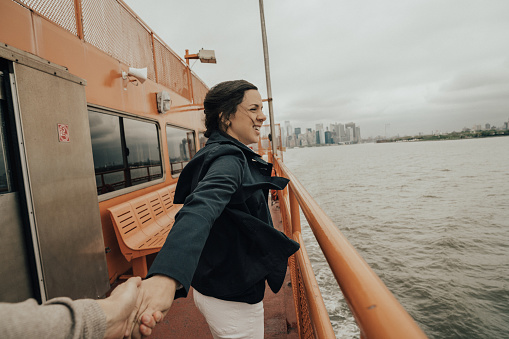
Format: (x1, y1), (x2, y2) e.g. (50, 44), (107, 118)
(130, 80), (299, 339)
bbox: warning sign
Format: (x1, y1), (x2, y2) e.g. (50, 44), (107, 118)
(58, 124), (70, 142)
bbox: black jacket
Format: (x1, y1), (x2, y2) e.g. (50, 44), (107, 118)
(147, 130), (300, 303)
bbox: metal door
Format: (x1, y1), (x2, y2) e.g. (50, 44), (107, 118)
(0, 61), (35, 302)
(0, 45), (109, 301)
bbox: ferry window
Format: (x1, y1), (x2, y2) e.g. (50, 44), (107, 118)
(88, 110), (163, 195)
(123, 118), (163, 185)
(166, 125), (196, 177)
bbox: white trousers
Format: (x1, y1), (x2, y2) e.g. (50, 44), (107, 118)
(193, 289), (264, 339)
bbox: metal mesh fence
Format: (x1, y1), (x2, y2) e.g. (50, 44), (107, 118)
(289, 254), (316, 338)
(153, 38), (190, 100)
(279, 188), (316, 338)
(11, 0), (209, 99)
(192, 73), (208, 105)
(81, 0), (156, 81)
(14, 0), (78, 36)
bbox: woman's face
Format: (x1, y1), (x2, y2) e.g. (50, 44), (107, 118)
(226, 89), (266, 145)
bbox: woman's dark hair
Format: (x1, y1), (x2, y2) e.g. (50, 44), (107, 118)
(203, 80), (258, 137)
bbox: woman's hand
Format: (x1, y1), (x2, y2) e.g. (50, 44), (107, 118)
(127, 275), (178, 338)
(96, 276), (142, 339)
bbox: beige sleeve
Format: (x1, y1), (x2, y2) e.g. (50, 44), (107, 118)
(0, 297), (106, 339)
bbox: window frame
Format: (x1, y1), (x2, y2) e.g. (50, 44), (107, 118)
(88, 105), (165, 202)
(165, 123), (198, 178)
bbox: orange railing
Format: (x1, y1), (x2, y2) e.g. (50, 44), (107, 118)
(11, 0), (208, 104)
(272, 155), (428, 339)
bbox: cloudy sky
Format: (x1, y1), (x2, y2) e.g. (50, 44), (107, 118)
(124, 0), (509, 138)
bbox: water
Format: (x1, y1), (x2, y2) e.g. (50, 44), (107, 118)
(283, 137), (509, 339)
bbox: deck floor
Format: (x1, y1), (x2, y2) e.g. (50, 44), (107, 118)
(149, 199), (299, 338)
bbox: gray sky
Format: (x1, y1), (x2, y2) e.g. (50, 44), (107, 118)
(124, 0), (509, 138)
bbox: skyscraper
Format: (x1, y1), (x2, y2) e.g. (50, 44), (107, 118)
(325, 130), (332, 144)
(315, 123), (325, 144)
(283, 120), (292, 147)
(355, 127), (361, 142)
(345, 122), (356, 141)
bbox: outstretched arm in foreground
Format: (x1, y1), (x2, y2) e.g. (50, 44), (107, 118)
(128, 275), (178, 339)
(0, 276), (151, 339)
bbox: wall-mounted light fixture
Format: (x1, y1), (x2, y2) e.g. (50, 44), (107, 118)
(185, 48), (216, 64)
(184, 49), (216, 103)
(157, 91), (172, 114)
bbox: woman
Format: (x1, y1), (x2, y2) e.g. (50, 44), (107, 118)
(132, 80), (299, 339)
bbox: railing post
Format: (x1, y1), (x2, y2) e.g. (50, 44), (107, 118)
(279, 186), (291, 236)
(185, 50), (195, 104)
(73, 0), (84, 40)
(151, 33), (158, 83)
(278, 126), (283, 162)
(289, 185), (300, 234)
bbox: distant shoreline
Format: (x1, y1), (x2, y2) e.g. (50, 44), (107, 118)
(285, 131), (509, 149)
(375, 130), (509, 143)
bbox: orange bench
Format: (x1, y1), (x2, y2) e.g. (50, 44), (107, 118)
(108, 185), (181, 277)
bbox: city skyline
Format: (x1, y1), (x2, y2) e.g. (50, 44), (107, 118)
(281, 121), (362, 148)
(279, 116), (509, 146)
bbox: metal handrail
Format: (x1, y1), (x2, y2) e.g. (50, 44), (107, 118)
(274, 157), (428, 339)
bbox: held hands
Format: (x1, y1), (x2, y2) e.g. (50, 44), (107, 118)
(96, 276), (145, 339)
(127, 275), (178, 338)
